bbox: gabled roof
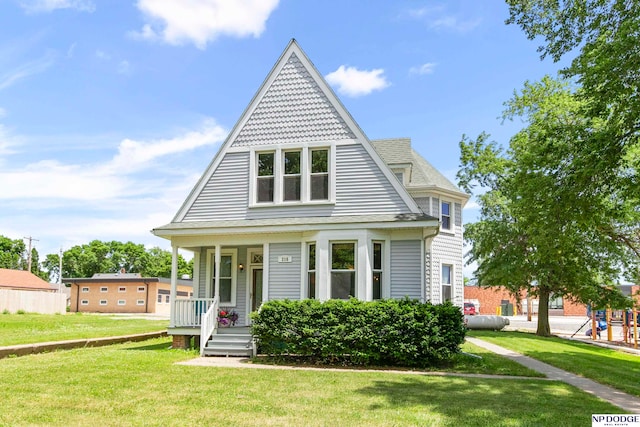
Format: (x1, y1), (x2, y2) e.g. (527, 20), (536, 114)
(170, 39), (421, 224)
(372, 138), (469, 200)
(0, 268), (52, 291)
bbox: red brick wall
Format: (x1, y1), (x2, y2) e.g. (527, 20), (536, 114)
(463, 286), (518, 315)
(464, 286), (587, 316)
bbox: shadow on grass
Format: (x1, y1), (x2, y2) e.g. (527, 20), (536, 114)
(469, 330), (640, 397)
(355, 375), (616, 426)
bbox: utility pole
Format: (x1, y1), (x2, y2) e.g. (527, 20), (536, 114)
(58, 247), (63, 292)
(23, 236), (39, 273)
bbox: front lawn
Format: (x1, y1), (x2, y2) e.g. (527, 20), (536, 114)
(0, 337), (621, 426)
(0, 313), (168, 346)
(470, 330), (640, 397)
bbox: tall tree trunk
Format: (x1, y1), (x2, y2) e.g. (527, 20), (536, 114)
(536, 287), (551, 336)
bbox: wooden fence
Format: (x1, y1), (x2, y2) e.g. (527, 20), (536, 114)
(0, 289), (67, 314)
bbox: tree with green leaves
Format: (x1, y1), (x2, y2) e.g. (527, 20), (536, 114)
(459, 77), (633, 336)
(0, 236), (27, 270)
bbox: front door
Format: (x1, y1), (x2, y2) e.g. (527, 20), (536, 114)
(251, 268), (263, 313)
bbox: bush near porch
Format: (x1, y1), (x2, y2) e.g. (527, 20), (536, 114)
(251, 298), (466, 367)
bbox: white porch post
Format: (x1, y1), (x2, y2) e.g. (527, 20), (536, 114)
(169, 244), (179, 327)
(262, 243), (269, 302)
(214, 244), (221, 300)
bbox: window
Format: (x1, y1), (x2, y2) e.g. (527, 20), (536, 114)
(165, 295), (170, 303)
(137, 286), (145, 292)
(394, 171), (404, 184)
(372, 242), (383, 300)
(118, 286), (126, 293)
(283, 150), (301, 201)
(442, 264), (453, 302)
(257, 152), (275, 202)
(441, 201), (451, 231)
(81, 287), (89, 293)
(100, 287), (108, 293)
(310, 149), (329, 200)
(157, 294), (162, 303)
(307, 243), (316, 299)
(136, 300), (145, 306)
(331, 242), (355, 299)
(215, 255), (233, 304)
(117, 300), (126, 306)
(81, 300), (89, 306)
(549, 295), (564, 309)
(99, 300), (107, 306)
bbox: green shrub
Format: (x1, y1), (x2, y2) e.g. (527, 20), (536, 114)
(2, 309), (10, 315)
(16, 310), (26, 315)
(251, 298), (466, 367)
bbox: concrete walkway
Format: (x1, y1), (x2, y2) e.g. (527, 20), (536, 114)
(466, 337), (640, 413)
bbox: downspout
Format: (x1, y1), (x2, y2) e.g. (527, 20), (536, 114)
(75, 283), (80, 312)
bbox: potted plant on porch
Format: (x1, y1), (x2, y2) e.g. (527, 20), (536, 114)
(217, 309), (238, 327)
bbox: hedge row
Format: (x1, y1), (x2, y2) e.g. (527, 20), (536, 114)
(250, 298), (466, 367)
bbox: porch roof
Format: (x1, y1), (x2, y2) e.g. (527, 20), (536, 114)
(152, 213), (438, 238)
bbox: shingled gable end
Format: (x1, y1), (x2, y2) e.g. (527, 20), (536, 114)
(152, 40), (468, 352)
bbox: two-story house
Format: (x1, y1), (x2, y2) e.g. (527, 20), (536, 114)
(152, 40), (468, 353)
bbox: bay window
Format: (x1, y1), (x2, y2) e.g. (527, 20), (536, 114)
(331, 242), (355, 299)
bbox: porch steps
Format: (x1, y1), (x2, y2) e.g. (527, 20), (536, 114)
(203, 326), (253, 357)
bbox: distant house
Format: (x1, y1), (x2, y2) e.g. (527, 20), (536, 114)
(152, 39), (469, 351)
(66, 272), (192, 315)
(464, 286), (586, 316)
(0, 268), (66, 314)
(0, 268), (54, 292)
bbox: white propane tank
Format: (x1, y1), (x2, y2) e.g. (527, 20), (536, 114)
(465, 315), (510, 330)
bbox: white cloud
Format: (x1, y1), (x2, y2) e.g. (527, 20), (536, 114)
(409, 62), (437, 75)
(117, 60), (131, 75)
(132, 0), (280, 49)
(325, 65), (390, 97)
(0, 51), (56, 91)
(0, 118), (227, 201)
(95, 50), (110, 60)
(66, 42), (76, 59)
(403, 6), (481, 33)
(19, 0), (95, 13)
(105, 119), (226, 174)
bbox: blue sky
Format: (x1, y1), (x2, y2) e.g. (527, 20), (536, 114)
(0, 1), (567, 273)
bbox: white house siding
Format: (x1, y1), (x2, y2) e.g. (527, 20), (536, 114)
(268, 242), (302, 300)
(389, 240), (422, 300)
(183, 152), (249, 222)
(334, 144), (411, 215)
(430, 231), (464, 305)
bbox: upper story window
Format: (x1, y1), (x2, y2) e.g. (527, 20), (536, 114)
(283, 150), (301, 201)
(310, 149), (329, 200)
(257, 152), (275, 202)
(441, 201), (451, 231)
(252, 147), (331, 206)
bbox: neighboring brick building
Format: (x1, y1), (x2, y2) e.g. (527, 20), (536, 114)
(66, 272), (192, 315)
(464, 285), (586, 316)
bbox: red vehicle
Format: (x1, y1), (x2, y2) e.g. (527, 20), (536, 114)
(464, 302), (476, 315)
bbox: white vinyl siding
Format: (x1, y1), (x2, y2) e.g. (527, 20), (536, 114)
(268, 243), (301, 300)
(390, 240), (422, 300)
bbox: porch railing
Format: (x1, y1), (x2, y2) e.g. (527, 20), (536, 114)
(171, 298), (217, 328)
(200, 297), (219, 356)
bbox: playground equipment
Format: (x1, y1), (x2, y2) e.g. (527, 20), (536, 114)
(573, 306), (638, 349)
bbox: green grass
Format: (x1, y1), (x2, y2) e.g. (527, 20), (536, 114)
(470, 330), (640, 397)
(0, 337), (622, 426)
(0, 313), (168, 346)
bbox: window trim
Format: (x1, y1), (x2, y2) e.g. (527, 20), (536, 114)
(100, 287), (108, 293)
(440, 200), (453, 232)
(118, 286), (126, 293)
(206, 248), (238, 307)
(117, 299), (126, 306)
(306, 242), (316, 299)
(81, 287), (89, 293)
(136, 299), (145, 306)
(330, 241), (357, 300)
(441, 263), (453, 303)
(249, 145), (335, 207)
(80, 300), (89, 306)
(372, 241), (384, 300)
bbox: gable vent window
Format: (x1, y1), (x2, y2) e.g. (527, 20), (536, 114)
(310, 149), (329, 200)
(257, 152), (275, 202)
(283, 151), (301, 201)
